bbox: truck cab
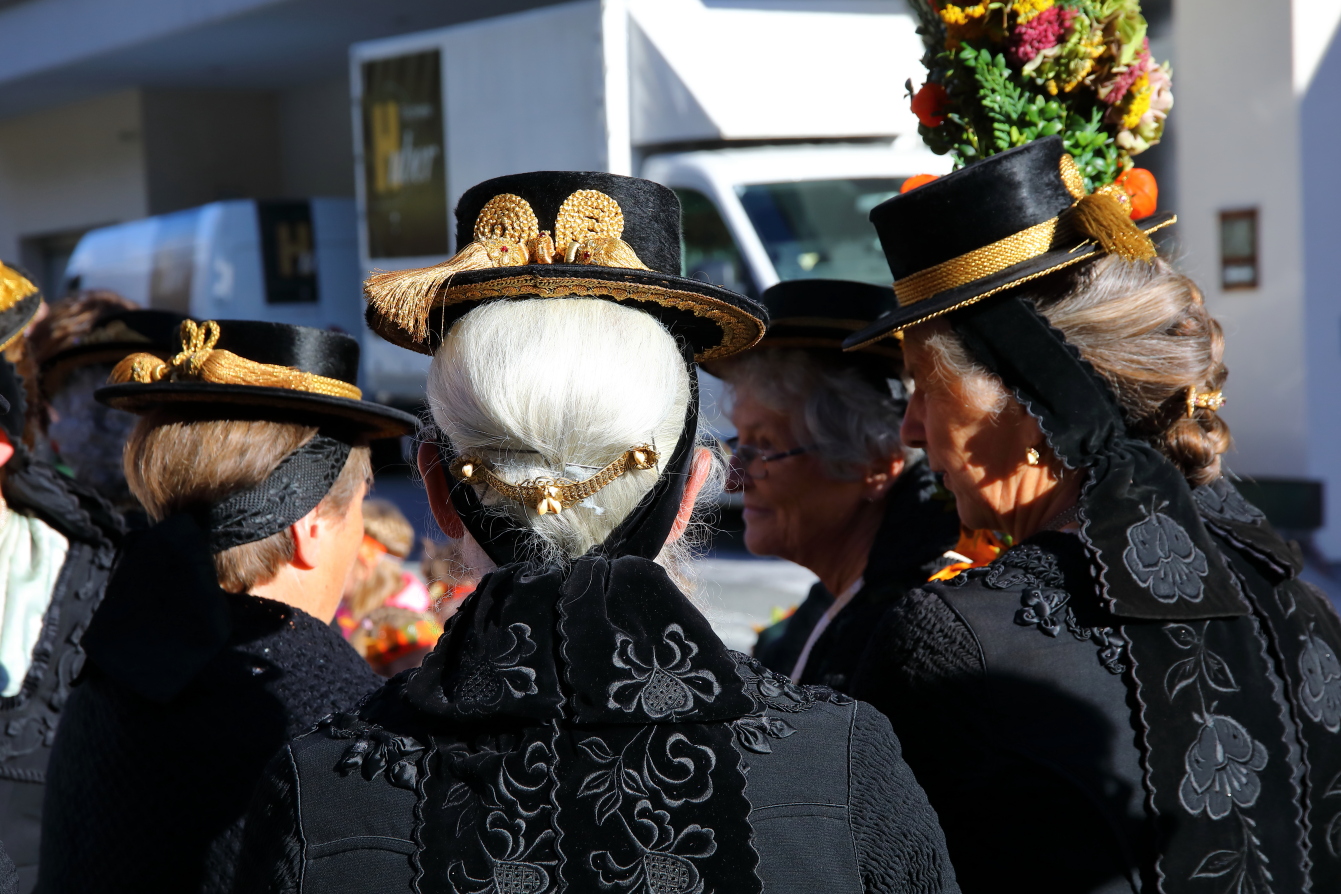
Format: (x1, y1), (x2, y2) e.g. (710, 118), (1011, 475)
(644, 141), (951, 298)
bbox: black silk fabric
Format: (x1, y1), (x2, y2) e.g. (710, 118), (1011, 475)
(408, 359), (767, 894)
(207, 435), (351, 552)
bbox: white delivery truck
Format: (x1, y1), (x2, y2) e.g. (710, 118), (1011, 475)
(64, 198), (365, 340)
(67, 0), (948, 409)
(351, 0), (950, 402)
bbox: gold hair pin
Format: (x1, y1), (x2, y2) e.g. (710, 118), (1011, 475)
(450, 445), (660, 515)
(1186, 386), (1226, 417)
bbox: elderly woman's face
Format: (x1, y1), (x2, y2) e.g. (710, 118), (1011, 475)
(729, 388), (878, 566)
(900, 330), (1054, 534)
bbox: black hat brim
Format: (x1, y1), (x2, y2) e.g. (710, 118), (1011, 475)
(844, 212), (1176, 350)
(367, 264), (766, 361)
(95, 382), (417, 440)
(700, 317), (902, 379)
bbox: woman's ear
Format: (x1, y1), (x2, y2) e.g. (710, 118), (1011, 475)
(864, 453), (906, 500)
(417, 441), (465, 540)
(669, 447), (713, 544)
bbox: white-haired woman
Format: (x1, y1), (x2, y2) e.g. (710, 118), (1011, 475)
(713, 279), (960, 691)
(233, 173), (959, 894)
(844, 137), (1341, 893)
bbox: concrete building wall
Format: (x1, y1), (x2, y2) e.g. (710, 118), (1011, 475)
(1297, 0), (1341, 554)
(279, 76), (356, 198)
(1174, 0), (1307, 481)
(141, 89), (282, 214)
(0, 90), (148, 264)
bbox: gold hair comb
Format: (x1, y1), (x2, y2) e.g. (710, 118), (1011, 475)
(450, 445), (660, 515)
(1186, 386), (1225, 417)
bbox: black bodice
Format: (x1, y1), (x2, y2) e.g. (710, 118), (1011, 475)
(851, 477), (1341, 893)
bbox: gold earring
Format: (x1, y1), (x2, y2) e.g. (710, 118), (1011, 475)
(1025, 447), (1041, 467)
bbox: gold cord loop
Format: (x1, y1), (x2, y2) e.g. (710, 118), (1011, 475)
(450, 445), (661, 515)
(109, 319), (362, 399)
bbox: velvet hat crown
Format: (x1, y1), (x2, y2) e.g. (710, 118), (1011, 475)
(364, 171), (767, 362)
(96, 318), (416, 439)
(844, 136), (1174, 348)
(40, 308), (186, 398)
(761, 278), (901, 361)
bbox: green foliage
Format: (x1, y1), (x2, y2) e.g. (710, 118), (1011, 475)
(921, 45), (1121, 190)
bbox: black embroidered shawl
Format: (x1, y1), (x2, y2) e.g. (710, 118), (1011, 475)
(918, 291), (1341, 891)
(384, 358), (770, 894)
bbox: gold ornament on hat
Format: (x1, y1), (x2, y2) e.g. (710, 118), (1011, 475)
(450, 444), (660, 516)
(364, 189), (651, 344)
(109, 319), (362, 399)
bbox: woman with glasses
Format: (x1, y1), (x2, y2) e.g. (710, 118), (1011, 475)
(713, 279), (960, 690)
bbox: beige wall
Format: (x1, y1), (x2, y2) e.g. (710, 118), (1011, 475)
(1175, 0), (1306, 479)
(0, 90), (148, 262)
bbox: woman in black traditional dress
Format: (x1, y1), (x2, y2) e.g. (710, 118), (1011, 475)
(232, 172), (959, 894)
(844, 135), (1341, 893)
(38, 320), (415, 894)
(710, 279), (959, 688)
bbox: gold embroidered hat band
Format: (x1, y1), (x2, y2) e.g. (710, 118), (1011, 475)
(95, 318), (416, 439)
(450, 445), (661, 516)
(363, 171), (767, 362)
(843, 137), (1176, 350)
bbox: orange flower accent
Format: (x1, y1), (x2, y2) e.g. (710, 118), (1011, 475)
(928, 527), (1008, 582)
(1116, 167), (1158, 220)
(901, 174), (941, 193)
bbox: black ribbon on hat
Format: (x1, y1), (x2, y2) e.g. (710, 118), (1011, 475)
(951, 294), (1248, 619)
(407, 346), (765, 894)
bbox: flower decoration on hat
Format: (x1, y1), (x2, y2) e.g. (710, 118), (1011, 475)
(906, 0), (1170, 215)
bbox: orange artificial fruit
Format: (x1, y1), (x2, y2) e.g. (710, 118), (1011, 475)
(901, 174), (940, 193)
(1116, 167), (1158, 220)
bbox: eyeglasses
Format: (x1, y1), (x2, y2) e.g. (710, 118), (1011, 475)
(722, 436), (817, 488)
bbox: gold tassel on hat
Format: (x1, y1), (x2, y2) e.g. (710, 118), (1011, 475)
(1059, 155), (1158, 263)
(364, 194), (538, 343)
(110, 319), (362, 399)
(364, 189), (650, 344)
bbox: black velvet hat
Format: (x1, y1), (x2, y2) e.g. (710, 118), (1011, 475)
(40, 308), (186, 397)
(844, 137), (1174, 348)
(364, 171), (767, 361)
(760, 278), (901, 360)
(96, 319), (416, 439)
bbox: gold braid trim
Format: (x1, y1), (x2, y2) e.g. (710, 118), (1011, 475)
(425, 275), (765, 362)
(108, 319), (362, 399)
(450, 445), (660, 515)
(893, 154), (1157, 308)
(364, 189), (651, 344)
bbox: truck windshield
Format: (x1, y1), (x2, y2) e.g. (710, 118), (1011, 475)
(738, 178), (903, 284)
